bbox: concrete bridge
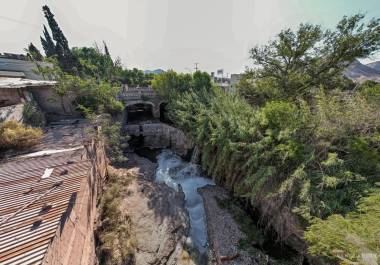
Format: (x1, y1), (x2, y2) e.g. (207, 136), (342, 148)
(120, 86), (192, 156)
(118, 85), (166, 121)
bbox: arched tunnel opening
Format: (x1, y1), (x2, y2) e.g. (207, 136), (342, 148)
(125, 103), (154, 123)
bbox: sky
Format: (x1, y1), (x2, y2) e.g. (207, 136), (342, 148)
(1, 0), (380, 74)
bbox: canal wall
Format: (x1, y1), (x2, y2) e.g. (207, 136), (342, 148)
(125, 123), (193, 157)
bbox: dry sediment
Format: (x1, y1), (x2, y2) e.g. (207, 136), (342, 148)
(200, 186), (270, 265)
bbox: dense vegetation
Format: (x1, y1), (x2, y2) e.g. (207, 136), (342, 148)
(27, 5), (154, 118)
(152, 70), (212, 100)
(153, 15), (380, 264)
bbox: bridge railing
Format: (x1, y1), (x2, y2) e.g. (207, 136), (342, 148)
(119, 85), (158, 100)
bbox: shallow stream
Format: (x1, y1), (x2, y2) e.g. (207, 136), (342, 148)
(154, 149), (215, 258)
(131, 142), (304, 264)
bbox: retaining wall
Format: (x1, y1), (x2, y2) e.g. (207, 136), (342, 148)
(126, 123), (193, 156)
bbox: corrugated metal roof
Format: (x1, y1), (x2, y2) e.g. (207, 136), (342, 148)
(0, 71), (25, 78)
(0, 58), (52, 81)
(0, 122), (93, 265)
(0, 77), (56, 89)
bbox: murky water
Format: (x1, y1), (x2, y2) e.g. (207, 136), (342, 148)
(155, 149), (215, 257)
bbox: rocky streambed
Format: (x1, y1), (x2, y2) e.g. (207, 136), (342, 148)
(120, 149), (302, 265)
(121, 153), (194, 265)
(155, 150), (215, 263)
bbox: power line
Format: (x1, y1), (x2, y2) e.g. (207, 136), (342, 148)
(0, 15), (40, 28)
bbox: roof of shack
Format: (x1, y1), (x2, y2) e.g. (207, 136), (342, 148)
(0, 120), (93, 265)
(0, 77), (56, 89)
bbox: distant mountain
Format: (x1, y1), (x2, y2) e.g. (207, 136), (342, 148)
(343, 59), (380, 83)
(144, 69), (165, 75)
(366, 61), (380, 72)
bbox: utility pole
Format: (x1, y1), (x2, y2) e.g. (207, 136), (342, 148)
(194, 62), (199, 72)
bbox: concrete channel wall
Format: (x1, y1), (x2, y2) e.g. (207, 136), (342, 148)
(126, 123), (193, 157)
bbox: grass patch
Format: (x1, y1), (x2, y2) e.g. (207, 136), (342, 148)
(0, 120), (42, 151)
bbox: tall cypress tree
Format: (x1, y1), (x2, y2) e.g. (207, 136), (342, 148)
(42, 5), (70, 55)
(103, 41), (111, 58)
(27, 43), (43, 61)
(40, 25), (55, 57)
(41, 5), (78, 73)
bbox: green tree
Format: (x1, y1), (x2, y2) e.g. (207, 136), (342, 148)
(305, 191), (380, 264)
(359, 80), (380, 103)
(103, 41), (111, 58)
(152, 70), (189, 99)
(120, 68), (154, 87)
(42, 5), (70, 54)
(41, 5), (78, 72)
(192, 71), (212, 92)
(38, 59), (123, 116)
(239, 14), (380, 105)
(151, 70), (212, 101)
(26, 43), (43, 61)
(72, 44), (120, 82)
(40, 25), (55, 57)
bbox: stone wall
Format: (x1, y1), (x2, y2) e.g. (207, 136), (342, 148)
(0, 87), (26, 107)
(126, 123), (193, 156)
(41, 134), (107, 265)
(31, 86), (79, 119)
(0, 103), (24, 122)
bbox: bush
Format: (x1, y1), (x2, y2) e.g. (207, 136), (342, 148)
(0, 121), (43, 150)
(305, 191), (380, 264)
(313, 89), (380, 142)
(359, 81), (380, 104)
(22, 100), (45, 128)
(39, 60), (124, 117)
(101, 120), (129, 167)
(75, 80), (124, 115)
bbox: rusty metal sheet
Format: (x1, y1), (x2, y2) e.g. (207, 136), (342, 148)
(0, 147), (91, 265)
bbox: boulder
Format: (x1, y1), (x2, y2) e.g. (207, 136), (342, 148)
(123, 178), (190, 265)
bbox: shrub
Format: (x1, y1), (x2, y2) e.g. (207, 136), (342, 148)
(0, 121), (43, 150)
(313, 89), (380, 142)
(101, 120), (129, 167)
(22, 100), (45, 128)
(359, 81), (380, 104)
(75, 80), (124, 115)
(39, 60), (124, 117)
(305, 191), (380, 264)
